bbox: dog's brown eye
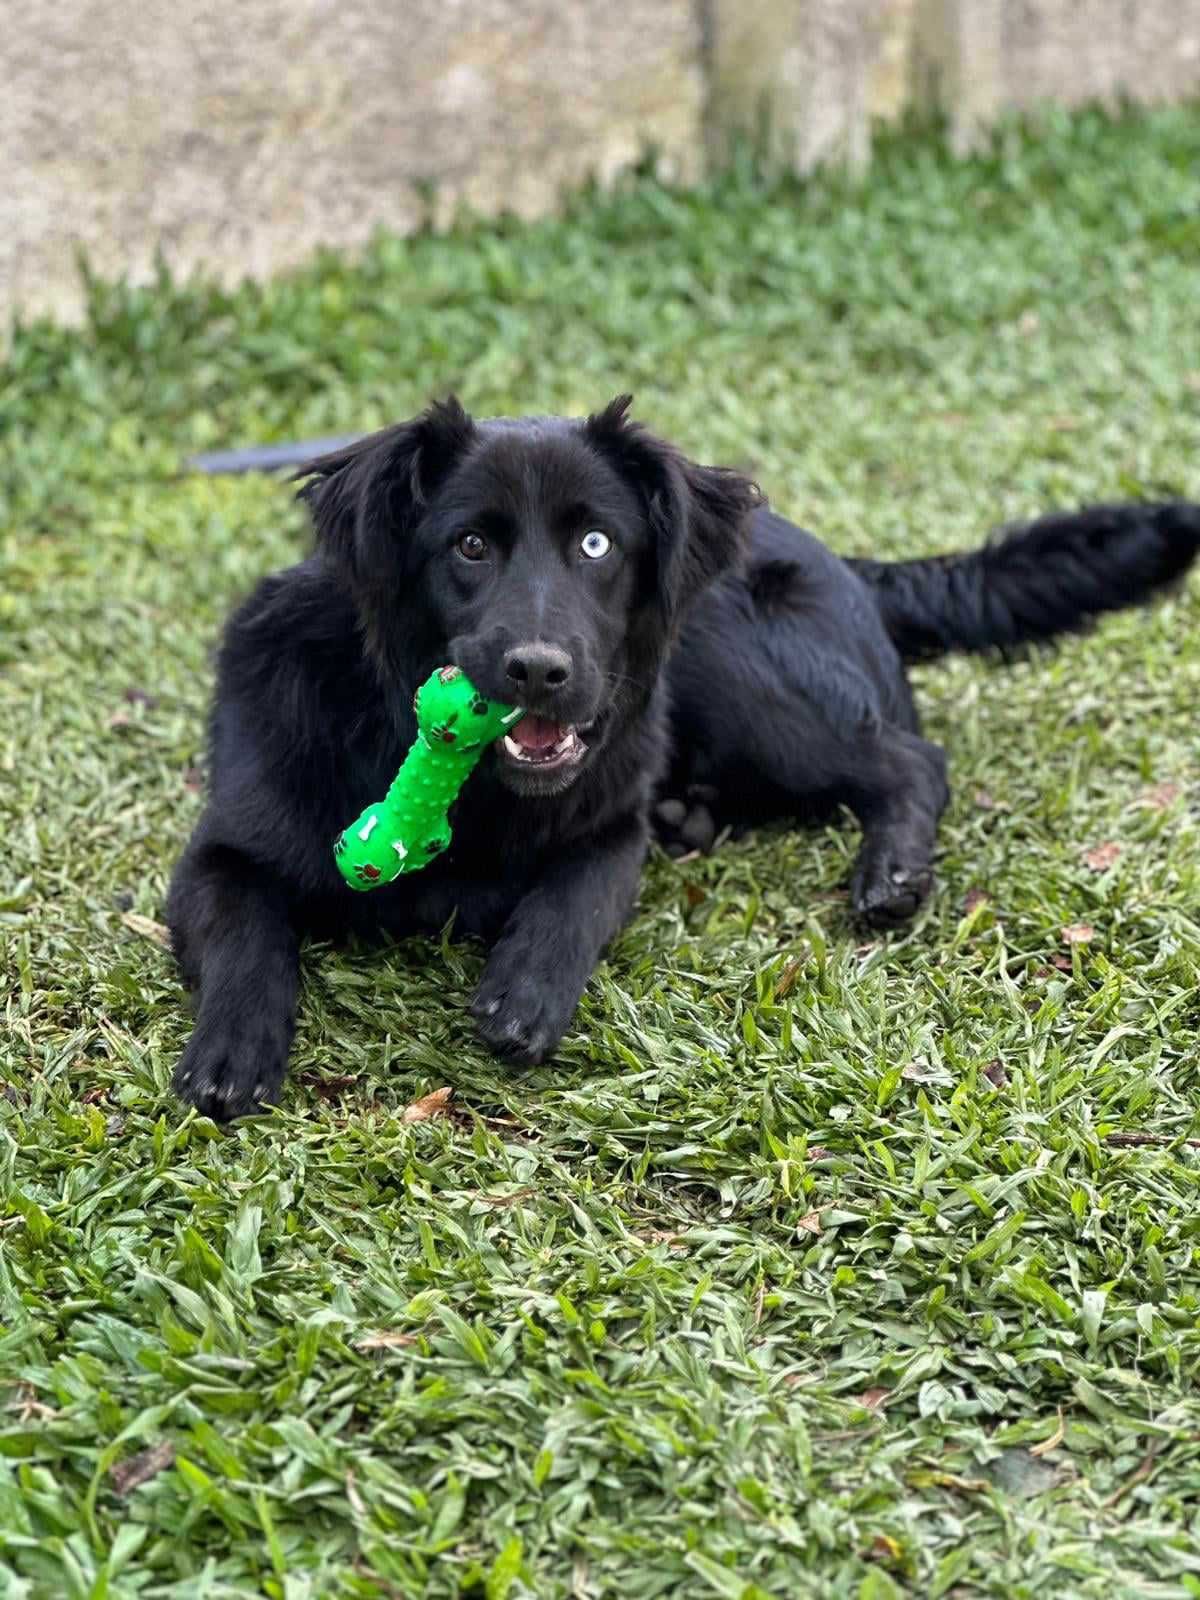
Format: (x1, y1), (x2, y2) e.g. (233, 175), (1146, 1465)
(457, 532), (488, 562)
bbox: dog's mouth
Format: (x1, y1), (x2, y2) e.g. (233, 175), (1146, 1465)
(498, 714), (590, 773)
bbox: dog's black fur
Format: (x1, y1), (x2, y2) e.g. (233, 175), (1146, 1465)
(167, 396), (1200, 1119)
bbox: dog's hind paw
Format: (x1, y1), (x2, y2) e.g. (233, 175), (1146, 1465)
(653, 784), (720, 859)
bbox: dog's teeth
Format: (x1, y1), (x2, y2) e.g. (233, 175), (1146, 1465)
(502, 725), (585, 766)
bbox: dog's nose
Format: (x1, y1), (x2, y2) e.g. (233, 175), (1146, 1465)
(504, 641), (573, 697)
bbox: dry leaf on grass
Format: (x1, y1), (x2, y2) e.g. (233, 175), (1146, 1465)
(1061, 923), (1094, 946)
(1105, 1130), (1200, 1150)
(983, 1058), (1008, 1089)
(857, 1387), (892, 1411)
(111, 1441), (175, 1496)
(867, 1533), (902, 1563)
(963, 887), (991, 916)
(473, 1188), (536, 1209)
(1101, 1446), (1159, 1509)
(901, 1061), (934, 1082)
(301, 1073), (359, 1101)
(6, 1385), (58, 1423)
(796, 1211), (822, 1237)
(121, 912), (172, 949)
(973, 789), (996, 811)
(1083, 842), (1122, 872)
(1137, 781), (1181, 812)
(1029, 1408), (1065, 1458)
(402, 1086), (453, 1123)
(355, 1330), (419, 1352)
(775, 957), (807, 999)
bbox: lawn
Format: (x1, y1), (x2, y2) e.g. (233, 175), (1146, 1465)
(3, 106), (1200, 1599)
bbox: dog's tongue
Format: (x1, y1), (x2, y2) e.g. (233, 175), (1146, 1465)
(509, 714), (566, 752)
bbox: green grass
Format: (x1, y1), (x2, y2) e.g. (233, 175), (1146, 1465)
(3, 105), (1200, 1599)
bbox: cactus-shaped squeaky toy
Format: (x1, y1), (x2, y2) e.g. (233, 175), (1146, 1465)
(333, 666), (523, 890)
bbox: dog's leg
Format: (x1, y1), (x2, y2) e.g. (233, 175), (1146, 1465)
(167, 843), (299, 1119)
(841, 725), (949, 926)
(471, 820), (646, 1063)
(750, 716), (949, 925)
(664, 703), (948, 926)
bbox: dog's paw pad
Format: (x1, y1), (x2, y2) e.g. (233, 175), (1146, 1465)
(679, 807), (716, 853)
(653, 790), (720, 858)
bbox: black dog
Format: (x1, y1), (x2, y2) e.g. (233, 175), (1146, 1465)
(167, 396), (1199, 1119)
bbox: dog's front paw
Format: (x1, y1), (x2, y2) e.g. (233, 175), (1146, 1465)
(172, 1018), (288, 1122)
(471, 951), (578, 1065)
(851, 844), (933, 928)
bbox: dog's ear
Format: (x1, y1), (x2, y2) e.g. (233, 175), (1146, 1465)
(583, 395), (760, 625)
(296, 397), (476, 589)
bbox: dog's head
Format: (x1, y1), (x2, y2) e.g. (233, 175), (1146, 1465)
(300, 396), (759, 795)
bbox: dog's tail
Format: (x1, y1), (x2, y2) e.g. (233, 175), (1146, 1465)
(848, 502), (1200, 664)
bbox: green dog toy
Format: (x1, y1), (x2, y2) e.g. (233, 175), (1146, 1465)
(333, 666), (523, 890)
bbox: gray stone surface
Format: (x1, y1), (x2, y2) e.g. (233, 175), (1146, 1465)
(3, 0), (705, 323)
(707, 0), (887, 171)
(711, 0), (1200, 166)
(914, 0), (1200, 150)
(4, 0), (1200, 326)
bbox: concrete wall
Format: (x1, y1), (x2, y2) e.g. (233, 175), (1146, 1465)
(709, 0), (1200, 164)
(908, 0), (1200, 149)
(4, 1), (1200, 325)
(4, 0), (705, 325)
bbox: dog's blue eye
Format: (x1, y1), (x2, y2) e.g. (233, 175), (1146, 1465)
(580, 530), (611, 560)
